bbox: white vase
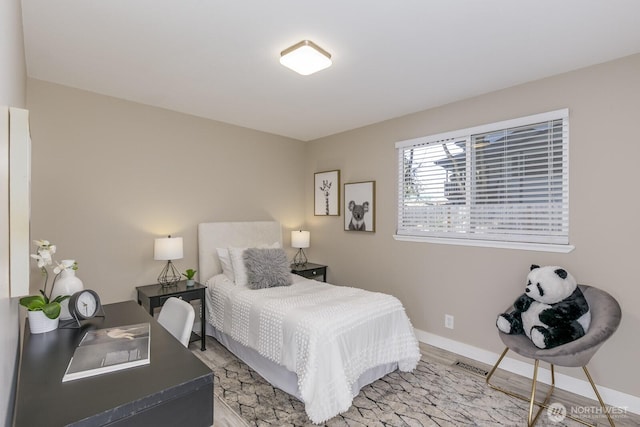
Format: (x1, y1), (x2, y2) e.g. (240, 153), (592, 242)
(50, 260), (84, 320)
(186, 279), (195, 287)
(27, 310), (59, 334)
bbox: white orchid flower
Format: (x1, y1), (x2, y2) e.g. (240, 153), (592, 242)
(30, 239), (77, 299)
(53, 259), (75, 274)
(33, 240), (55, 252)
(53, 261), (66, 275)
(34, 240), (55, 251)
(31, 239), (57, 268)
(31, 253), (52, 268)
(30, 254), (47, 269)
(39, 250), (53, 266)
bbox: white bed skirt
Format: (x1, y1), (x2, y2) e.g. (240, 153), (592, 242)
(206, 322), (398, 402)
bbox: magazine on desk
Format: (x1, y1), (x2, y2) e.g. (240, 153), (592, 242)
(62, 322), (150, 382)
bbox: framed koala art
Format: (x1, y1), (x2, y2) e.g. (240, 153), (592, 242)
(344, 181), (376, 232)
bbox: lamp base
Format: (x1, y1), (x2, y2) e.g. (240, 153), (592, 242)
(157, 260), (181, 287)
(292, 248), (308, 267)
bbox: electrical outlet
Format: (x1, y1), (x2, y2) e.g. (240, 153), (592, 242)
(445, 314), (454, 329)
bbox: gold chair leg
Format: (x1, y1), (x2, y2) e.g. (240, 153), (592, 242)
(527, 360), (539, 425)
(583, 366), (616, 427)
(526, 360), (556, 426)
(486, 348), (552, 426)
(486, 347), (509, 386)
(486, 347), (530, 402)
(486, 348), (618, 426)
(486, 349), (602, 427)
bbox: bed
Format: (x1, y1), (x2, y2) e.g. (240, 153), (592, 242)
(198, 221), (421, 424)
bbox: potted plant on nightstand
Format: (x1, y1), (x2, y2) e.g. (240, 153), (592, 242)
(20, 240), (71, 333)
(182, 268), (197, 287)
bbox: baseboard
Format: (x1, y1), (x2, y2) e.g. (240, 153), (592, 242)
(414, 328), (640, 415)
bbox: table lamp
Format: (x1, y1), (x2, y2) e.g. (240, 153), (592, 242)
(154, 235), (183, 286)
(291, 230), (310, 267)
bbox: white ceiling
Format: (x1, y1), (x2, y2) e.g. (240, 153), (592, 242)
(21, 0), (640, 141)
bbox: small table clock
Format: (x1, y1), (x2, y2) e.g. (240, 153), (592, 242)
(63, 290), (104, 326)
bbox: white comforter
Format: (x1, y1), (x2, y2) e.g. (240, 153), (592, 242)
(206, 274), (421, 424)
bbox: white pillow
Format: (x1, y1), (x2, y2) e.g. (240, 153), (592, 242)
(228, 242), (281, 286)
(216, 248), (234, 281)
(228, 247), (249, 286)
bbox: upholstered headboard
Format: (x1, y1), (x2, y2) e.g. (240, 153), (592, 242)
(197, 221), (282, 283)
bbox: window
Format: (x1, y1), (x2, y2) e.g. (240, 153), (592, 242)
(395, 109), (571, 251)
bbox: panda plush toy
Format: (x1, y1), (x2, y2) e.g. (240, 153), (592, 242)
(496, 265), (591, 349)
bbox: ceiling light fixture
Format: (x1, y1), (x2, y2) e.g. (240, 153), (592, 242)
(280, 40), (332, 76)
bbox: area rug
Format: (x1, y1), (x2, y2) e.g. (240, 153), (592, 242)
(193, 337), (582, 427)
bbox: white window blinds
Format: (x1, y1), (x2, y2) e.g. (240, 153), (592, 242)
(396, 109), (569, 246)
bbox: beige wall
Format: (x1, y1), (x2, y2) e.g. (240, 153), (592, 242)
(0, 0), (26, 424)
(26, 79), (306, 304)
(306, 53), (640, 398)
(0, 0), (26, 107)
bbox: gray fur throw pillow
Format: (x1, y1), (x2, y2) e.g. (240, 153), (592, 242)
(243, 248), (292, 289)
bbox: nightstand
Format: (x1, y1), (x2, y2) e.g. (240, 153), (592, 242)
(291, 262), (327, 282)
(136, 281), (207, 351)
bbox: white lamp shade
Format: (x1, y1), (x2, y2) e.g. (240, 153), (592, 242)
(291, 230), (310, 249)
(154, 236), (184, 260)
(280, 40), (332, 76)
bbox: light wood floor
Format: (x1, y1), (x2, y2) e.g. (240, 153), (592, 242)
(202, 339), (639, 426)
(212, 392), (249, 427)
(423, 343), (640, 427)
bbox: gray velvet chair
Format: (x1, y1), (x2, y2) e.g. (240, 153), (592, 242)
(486, 285), (622, 427)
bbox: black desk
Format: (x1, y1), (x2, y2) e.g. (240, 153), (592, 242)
(13, 300), (213, 427)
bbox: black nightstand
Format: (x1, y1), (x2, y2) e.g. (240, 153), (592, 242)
(136, 281), (207, 351)
(291, 262), (327, 282)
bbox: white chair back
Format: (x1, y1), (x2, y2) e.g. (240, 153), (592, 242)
(157, 297), (195, 347)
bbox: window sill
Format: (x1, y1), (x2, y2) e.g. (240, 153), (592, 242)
(392, 235), (575, 253)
